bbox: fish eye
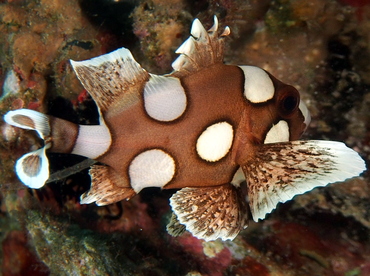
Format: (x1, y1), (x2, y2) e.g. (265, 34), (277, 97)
(277, 86), (300, 117)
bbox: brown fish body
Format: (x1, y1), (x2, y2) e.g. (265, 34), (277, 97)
(98, 64), (245, 189)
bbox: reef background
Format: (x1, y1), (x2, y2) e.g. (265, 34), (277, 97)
(0, 0), (370, 275)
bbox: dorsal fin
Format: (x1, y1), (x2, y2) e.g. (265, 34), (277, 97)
(171, 16), (231, 78)
(70, 48), (150, 113)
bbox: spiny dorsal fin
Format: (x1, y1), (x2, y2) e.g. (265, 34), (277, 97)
(70, 48), (150, 114)
(80, 165), (136, 206)
(171, 16), (230, 78)
(169, 184), (249, 241)
(241, 140), (366, 221)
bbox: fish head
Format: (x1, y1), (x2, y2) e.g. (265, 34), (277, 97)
(237, 66), (311, 146)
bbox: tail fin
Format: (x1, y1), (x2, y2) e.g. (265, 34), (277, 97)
(4, 109), (51, 188)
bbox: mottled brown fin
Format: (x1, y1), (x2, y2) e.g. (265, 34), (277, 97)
(166, 213), (187, 237)
(241, 140), (366, 222)
(70, 48), (149, 114)
(169, 184), (249, 241)
(80, 165), (136, 206)
(170, 16), (230, 78)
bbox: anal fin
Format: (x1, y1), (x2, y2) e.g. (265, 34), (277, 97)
(81, 165), (136, 206)
(169, 184), (249, 241)
(241, 140), (366, 222)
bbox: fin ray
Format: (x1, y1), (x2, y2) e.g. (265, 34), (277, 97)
(242, 140), (366, 221)
(15, 146), (50, 189)
(80, 165), (136, 206)
(4, 109), (50, 139)
(169, 184), (248, 241)
(70, 48), (150, 113)
(171, 16), (230, 77)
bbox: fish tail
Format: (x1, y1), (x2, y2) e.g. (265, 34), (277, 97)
(4, 109), (51, 188)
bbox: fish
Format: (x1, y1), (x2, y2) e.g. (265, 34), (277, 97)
(3, 16), (366, 241)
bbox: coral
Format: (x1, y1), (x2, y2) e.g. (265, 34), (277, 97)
(0, 0), (103, 111)
(170, 234), (232, 276)
(131, 0), (189, 73)
(2, 230), (49, 275)
(25, 210), (138, 275)
(291, 178), (370, 229)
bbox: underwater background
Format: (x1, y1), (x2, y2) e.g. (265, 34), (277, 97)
(0, 0), (370, 275)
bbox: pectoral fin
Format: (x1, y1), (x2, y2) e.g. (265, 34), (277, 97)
(241, 140), (366, 222)
(169, 184), (249, 241)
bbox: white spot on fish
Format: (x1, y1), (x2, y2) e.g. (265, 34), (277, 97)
(196, 122), (233, 162)
(129, 149), (176, 192)
(143, 74), (187, 122)
(264, 120), (290, 144)
(239, 66), (274, 103)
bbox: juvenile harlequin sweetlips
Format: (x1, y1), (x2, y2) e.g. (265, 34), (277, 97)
(3, 16), (366, 241)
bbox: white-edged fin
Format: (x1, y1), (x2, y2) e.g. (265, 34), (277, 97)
(171, 16), (230, 77)
(70, 47), (149, 113)
(191, 18), (207, 39)
(241, 140), (367, 222)
(208, 15), (218, 32)
(15, 145), (50, 189)
(80, 165), (136, 206)
(4, 109), (50, 139)
(169, 185), (249, 241)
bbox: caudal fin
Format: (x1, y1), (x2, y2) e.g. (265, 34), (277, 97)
(4, 109), (51, 188)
